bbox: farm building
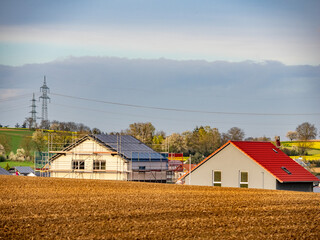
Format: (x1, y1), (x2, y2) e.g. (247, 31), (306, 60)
(48, 134), (168, 182)
(178, 141), (319, 192)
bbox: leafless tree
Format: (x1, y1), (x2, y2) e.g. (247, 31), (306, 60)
(296, 122), (317, 140)
(286, 131), (298, 141)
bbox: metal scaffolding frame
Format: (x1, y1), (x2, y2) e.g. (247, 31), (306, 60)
(35, 132), (169, 182)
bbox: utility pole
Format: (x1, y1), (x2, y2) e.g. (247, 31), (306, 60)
(30, 93), (37, 128)
(39, 76), (50, 122)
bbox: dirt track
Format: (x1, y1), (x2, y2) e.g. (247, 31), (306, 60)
(0, 176), (319, 239)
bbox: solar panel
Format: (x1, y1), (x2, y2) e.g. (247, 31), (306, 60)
(93, 134), (167, 161)
(14, 166), (34, 174)
(0, 167), (11, 175)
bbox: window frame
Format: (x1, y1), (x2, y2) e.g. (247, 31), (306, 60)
(240, 171), (248, 188)
(72, 160), (85, 170)
(93, 160), (106, 170)
(213, 170), (222, 187)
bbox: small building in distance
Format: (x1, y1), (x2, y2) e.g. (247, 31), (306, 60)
(49, 134), (168, 182)
(178, 141), (319, 192)
(13, 166), (35, 176)
(0, 167), (11, 175)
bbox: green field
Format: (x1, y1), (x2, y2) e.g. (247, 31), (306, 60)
(0, 160), (34, 169)
(0, 128), (34, 154)
(281, 140), (320, 161)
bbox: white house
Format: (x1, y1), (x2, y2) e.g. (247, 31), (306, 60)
(49, 134), (168, 182)
(178, 141), (318, 192)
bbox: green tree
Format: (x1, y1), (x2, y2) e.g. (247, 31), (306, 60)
(0, 135), (11, 154)
(164, 133), (186, 153)
(125, 122), (155, 145)
(32, 130), (47, 152)
(20, 136), (35, 160)
(4, 162), (10, 171)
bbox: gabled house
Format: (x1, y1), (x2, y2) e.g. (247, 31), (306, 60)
(49, 134), (168, 182)
(178, 141), (319, 192)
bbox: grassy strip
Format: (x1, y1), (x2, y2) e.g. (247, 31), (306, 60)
(0, 161), (34, 169)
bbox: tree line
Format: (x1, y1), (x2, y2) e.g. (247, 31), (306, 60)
(0, 120), (318, 164)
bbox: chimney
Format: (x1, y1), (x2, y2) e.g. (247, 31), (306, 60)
(275, 136), (281, 148)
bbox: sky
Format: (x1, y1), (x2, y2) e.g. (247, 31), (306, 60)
(0, 0), (319, 140)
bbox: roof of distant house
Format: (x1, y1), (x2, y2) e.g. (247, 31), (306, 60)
(50, 134), (167, 162)
(14, 166), (34, 174)
(93, 134), (167, 161)
(180, 141), (319, 183)
(0, 167), (11, 175)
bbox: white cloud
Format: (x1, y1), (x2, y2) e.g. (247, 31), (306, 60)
(0, 88), (26, 100)
(0, 25), (319, 65)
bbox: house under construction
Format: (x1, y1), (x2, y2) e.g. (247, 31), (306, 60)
(45, 134), (168, 182)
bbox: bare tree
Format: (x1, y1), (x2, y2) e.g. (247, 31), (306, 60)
(92, 128), (101, 134)
(296, 122), (317, 141)
(295, 122), (317, 155)
(222, 127), (245, 143)
(286, 131), (298, 141)
(24, 117), (34, 129)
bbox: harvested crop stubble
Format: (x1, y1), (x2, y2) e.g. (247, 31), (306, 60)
(0, 176), (319, 239)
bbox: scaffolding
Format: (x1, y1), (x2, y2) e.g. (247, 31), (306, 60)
(35, 132), (169, 182)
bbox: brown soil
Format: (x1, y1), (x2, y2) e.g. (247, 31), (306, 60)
(0, 176), (319, 239)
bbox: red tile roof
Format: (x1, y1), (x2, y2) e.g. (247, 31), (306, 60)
(231, 141), (318, 182)
(179, 141), (318, 183)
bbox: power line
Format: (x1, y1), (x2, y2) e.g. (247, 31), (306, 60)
(51, 92), (320, 116)
(51, 102), (304, 126)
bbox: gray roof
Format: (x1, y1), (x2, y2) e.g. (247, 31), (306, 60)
(0, 167), (11, 175)
(92, 134), (167, 162)
(14, 166), (34, 174)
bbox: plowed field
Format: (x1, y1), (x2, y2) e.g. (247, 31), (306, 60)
(0, 176), (319, 239)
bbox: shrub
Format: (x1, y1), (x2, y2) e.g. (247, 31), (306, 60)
(4, 162), (10, 171)
(8, 151), (16, 161)
(281, 147), (299, 156)
(0, 155), (5, 162)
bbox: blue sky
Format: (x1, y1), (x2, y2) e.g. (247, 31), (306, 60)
(0, 1), (319, 139)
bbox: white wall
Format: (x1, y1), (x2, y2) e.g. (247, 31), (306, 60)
(50, 138), (128, 180)
(183, 144), (277, 190)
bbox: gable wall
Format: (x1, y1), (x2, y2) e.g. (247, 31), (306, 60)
(184, 144), (277, 190)
(50, 139), (128, 180)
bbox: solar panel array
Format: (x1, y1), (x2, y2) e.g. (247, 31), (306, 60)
(93, 134), (167, 162)
(14, 166), (34, 174)
(0, 167), (11, 175)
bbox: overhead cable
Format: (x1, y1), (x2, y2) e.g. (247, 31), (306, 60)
(51, 92), (320, 116)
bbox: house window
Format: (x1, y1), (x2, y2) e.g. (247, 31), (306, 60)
(213, 171), (222, 187)
(93, 160), (106, 170)
(240, 171), (248, 188)
(72, 160), (85, 170)
(139, 166), (146, 171)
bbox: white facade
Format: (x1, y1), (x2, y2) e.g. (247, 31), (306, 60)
(182, 144), (277, 190)
(50, 139), (128, 180)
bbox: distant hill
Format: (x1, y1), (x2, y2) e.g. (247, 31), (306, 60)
(0, 128), (34, 154)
